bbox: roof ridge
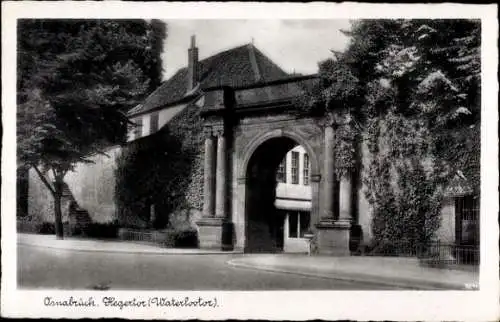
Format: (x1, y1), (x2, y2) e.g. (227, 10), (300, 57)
(247, 43), (262, 82)
(132, 41), (291, 116)
(162, 43), (264, 85)
(156, 44), (251, 87)
(198, 43), (251, 63)
(251, 45), (287, 76)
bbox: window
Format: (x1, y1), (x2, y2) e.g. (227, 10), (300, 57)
(289, 212), (298, 238)
(303, 153), (310, 186)
(291, 151), (299, 184)
(276, 157), (287, 183)
(150, 112), (159, 133)
(455, 195), (479, 246)
(299, 211), (311, 237)
(134, 117), (143, 139)
(288, 211), (311, 238)
(457, 195), (479, 221)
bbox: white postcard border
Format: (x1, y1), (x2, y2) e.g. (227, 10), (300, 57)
(2, 2), (498, 320)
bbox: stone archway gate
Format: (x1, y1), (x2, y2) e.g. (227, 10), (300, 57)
(196, 75), (354, 255)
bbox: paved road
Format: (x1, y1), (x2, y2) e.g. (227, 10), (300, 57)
(18, 244), (403, 290)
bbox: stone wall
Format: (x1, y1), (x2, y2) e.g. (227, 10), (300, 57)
(65, 147), (121, 223)
(28, 146), (121, 224)
(28, 169), (66, 223)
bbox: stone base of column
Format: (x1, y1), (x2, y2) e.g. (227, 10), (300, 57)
(196, 218), (234, 251)
(315, 219), (351, 256)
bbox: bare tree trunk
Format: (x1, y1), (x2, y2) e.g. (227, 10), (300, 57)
(32, 165), (67, 240)
(54, 180), (64, 240)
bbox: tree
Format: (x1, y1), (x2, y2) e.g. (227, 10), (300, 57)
(300, 19), (480, 246)
(17, 19), (167, 239)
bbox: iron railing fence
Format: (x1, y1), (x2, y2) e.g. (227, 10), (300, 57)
(365, 239), (479, 267)
(118, 229), (167, 245)
(116, 228), (198, 248)
(424, 242), (479, 266)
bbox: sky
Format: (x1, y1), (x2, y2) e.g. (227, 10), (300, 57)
(160, 19), (352, 80)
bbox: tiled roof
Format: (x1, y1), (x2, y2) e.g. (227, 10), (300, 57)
(129, 44), (289, 115)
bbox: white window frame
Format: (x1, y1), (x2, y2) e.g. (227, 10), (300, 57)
(303, 153), (310, 186)
(291, 151), (299, 184)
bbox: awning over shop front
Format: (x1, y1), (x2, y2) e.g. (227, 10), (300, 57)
(274, 198), (311, 211)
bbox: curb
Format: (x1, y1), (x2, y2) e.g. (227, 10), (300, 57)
(226, 259), (467, 290)
(18, 241), (244, 256)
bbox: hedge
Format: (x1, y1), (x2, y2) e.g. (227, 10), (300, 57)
(17, 220), (119, 239)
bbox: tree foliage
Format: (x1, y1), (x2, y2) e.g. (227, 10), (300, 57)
(301, 19), (480, 246)
(17, 19), (167, 238)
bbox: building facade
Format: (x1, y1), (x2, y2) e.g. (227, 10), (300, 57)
(275, 146), (312, 253)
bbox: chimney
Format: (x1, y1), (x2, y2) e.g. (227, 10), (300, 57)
(187, 35), (199, 91)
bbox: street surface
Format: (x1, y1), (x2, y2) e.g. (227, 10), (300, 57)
(18, 244), (404, 290)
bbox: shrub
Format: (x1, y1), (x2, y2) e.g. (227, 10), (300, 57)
(84, 221), (119, 239)
(172, 229), (198, 248)
(17, 218), (40, 234)
(36, 222), (71, 235)
(38, 222), (55, 234)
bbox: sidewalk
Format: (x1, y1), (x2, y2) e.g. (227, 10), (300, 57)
(18, 233), (479, 289)
(227, 254), (479, 290)
(17, 233), (242, 255)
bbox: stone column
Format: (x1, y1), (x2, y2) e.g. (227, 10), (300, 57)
(316, 112), (350, 256)
(197, 124), (231, 250)
(310, 174), (321, 231)
(202, 127), (216, 217)
(322, 120), (336, 221)
(338, 173), (352, 222)
(214, 126), (227, 219)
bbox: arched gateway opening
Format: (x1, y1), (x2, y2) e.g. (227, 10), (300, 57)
(197, 77), (354, 255)
(243, 135), (318, 253)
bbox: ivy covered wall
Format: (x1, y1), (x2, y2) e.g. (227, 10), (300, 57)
(297, 19), (480, 249)
(114, 101), (204, 230)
